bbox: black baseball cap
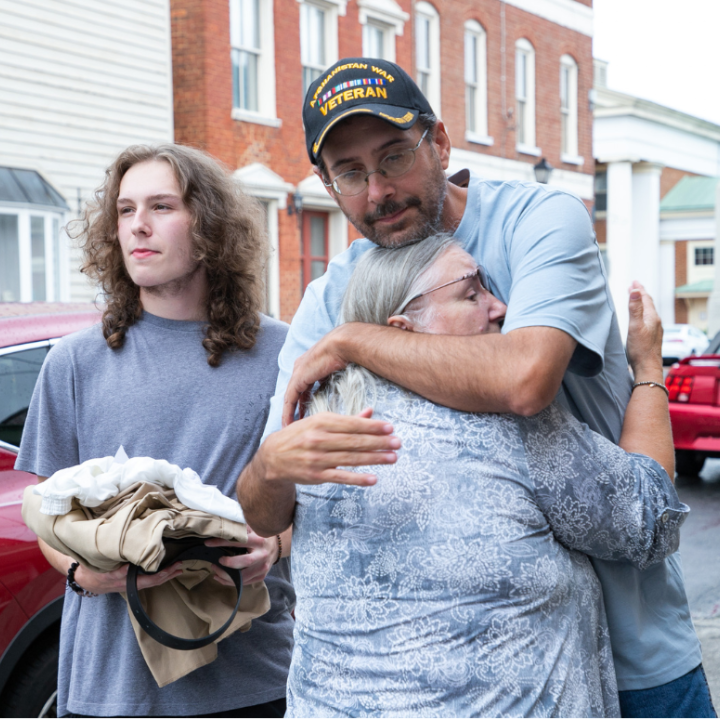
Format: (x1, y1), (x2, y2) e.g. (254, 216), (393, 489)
(303, 57), (434, 164)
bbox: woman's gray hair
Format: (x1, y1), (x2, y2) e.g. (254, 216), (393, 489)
(309, 232), (461, 416)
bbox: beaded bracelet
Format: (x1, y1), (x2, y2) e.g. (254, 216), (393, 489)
(67, 562), (98, 597)
(632, 381), (669, 398)
(273, 534), (282, 565)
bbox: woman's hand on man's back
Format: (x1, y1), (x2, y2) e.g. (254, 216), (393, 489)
(626, 281), (664, 380)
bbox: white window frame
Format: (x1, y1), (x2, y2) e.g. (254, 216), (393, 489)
(464, 19), (491, 146)
(560, 54), (582, 165)
(358, 0), (409, 62)
(230, 0), (281, 127)
(414, 1), (441, 115)
(233, 163), (295, 319)
(0, 207), (69, 302)
(298, 0), (344, 95)
(687, 240), (715, 286)
(515, 38), (539, 156)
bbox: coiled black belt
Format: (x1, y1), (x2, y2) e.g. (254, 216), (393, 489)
(126, 537), (244, 651)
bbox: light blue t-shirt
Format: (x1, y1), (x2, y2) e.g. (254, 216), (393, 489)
(265, 172), (701, 690)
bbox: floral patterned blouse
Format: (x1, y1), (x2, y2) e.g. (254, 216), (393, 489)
(288, 382), (688, 718)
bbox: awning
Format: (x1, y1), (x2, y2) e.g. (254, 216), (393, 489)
(0, 167), (69, 210)
(675, 279), (713, 298)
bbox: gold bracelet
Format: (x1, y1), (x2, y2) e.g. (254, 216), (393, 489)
(273, 534), (282, 564)
(632, 381), (669, 398)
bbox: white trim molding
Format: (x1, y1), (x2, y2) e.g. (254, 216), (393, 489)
(357, 0), (408, 35)
(230, 0), (278, 120)
(0, 207), (69, 302)
(414, 1), (441, 116)
(515, 38), (536, 151)
(502, 0), (593, 37)
(517, 143), (541, 157)
(464, 19), (488, 141)
(299, 0), (343, 94)
(231, 109), (282, 127)
(466, 132), (494, 146)
(234, 162), (295, 319)
(560, 54), (579, 159)
(448, 148), (594, 200)
(561, 153), (584, 166)
(233, 162), (294, 207)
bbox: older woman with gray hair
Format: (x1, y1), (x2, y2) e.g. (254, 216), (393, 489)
(287, 233), (685, 718)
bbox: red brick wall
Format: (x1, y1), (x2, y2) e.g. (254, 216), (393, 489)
(432, 0), (592, 172)
(661, 167), (699, 200)
(171, 0), (593, 320)
(594, 218), (606, 246)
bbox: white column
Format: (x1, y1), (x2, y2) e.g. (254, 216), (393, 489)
(606, 161), (633, 338)
(708, 181), (720, 336)
(658, 240), (676, 327)
(630, 162), (663, 303)
(266, 199), (281, 320)
(17, 210), (32, 302)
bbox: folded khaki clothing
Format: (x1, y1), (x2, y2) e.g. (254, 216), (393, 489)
(23, 481), (270, 687)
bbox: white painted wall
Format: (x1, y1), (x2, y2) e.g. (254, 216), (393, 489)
(448, 148), (594, 200)
(629, 163), (661, 302)
(0, 0), (174, 301)
(595, 115), (720, 178)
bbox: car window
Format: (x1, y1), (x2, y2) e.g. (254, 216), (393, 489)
(0, 346), (49, 447)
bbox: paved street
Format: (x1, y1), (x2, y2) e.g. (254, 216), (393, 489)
(677, 460), (720, 705)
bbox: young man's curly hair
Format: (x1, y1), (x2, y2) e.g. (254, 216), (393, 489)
(74, 144), (268, 367)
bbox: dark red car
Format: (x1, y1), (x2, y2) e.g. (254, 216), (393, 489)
(0, 304), (101, 718)
(666, 331), (720, 477)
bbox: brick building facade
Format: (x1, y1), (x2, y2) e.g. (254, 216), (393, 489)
(171, 0), (594, 322)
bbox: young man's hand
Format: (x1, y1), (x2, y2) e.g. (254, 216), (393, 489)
(73, 561), (184, 595)
(206, 529), (280, 586)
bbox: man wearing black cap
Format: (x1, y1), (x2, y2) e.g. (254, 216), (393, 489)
(238, 58), (714, 718)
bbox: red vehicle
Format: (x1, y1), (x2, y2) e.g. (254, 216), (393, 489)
(0, 304), (101, 718)
(666, 336), (720, 476)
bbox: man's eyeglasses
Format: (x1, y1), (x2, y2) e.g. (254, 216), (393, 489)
(398, 267), (491, 315)
(324, 129), (429, 197)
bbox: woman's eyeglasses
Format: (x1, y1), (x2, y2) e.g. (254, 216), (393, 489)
(398, 267), (491, 314)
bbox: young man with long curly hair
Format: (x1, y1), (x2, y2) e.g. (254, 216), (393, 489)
(16, 144), (294, 718)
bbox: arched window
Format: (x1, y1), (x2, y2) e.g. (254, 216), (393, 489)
(414, 2), (441, 113)
(560, 54), (581, 164)
(464, 20), (490, 144)
(515, 38), (537, 154)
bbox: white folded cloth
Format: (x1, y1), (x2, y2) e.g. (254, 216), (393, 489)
(33, 446), (245, 523)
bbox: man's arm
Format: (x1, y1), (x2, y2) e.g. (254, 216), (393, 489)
(282, 324), (577, 426)
(238, 410), (400, 537)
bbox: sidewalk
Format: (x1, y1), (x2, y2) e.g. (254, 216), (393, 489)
(695, 617), (720, 705)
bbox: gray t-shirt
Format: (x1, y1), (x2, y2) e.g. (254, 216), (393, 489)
(16, 312), (295, 717)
